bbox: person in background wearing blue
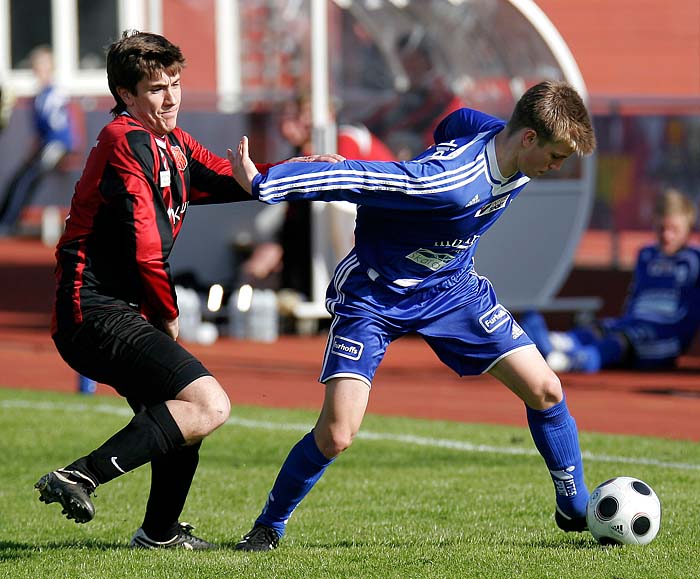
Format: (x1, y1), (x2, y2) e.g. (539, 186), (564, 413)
(0, 75), (14, 134)
(520, 189), (700, 373)
(0, 46), (78, 234)
(227, 80), (597, 550)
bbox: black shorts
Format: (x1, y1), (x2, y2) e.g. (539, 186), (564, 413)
(53, 306), (211, 406)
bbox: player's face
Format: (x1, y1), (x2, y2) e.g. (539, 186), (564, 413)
(656, 213), (692, 255)
(120, 69), (181, 136)
(518, 131), (574, 177)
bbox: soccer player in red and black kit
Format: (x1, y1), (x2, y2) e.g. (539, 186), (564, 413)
(34, 30), (338, 550)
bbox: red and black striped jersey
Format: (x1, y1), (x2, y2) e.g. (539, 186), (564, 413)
(53, 114), (262, 334)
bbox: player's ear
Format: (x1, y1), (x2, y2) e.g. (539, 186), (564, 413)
(522, 128), (538, 148)
(117, 86), (134, 107)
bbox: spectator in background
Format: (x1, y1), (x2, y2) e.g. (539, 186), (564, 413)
(365, 28), (462, 159)
(520, 189), (700, 373)
(240, 93), (395, 304)
(0, 46), (82, 235)
(0, 76), (14, 133)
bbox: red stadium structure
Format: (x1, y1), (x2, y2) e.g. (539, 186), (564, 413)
(1, 1), (699, 441)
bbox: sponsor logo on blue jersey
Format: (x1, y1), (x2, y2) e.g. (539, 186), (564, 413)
(435, 234), (480, 250)
(474, 194), (510, 217)
(479, 304), (511, 333)
(331, 335), (364, 360)
(406, 248), (455, 271)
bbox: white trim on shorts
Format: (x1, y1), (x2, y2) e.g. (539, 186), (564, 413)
(320, 372), (372, 388)
(482, 343), (537, 374)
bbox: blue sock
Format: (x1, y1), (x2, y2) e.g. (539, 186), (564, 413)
(526, 398), (589, 519)
(569, 326), (597, 346)
(569, 345), (602, 373)
(596, 336), (625, 367)
(256, 431), (334, 537)
(566, 334), (624, 372)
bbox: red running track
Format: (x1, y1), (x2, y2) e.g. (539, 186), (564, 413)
(1, 237), (699, 441)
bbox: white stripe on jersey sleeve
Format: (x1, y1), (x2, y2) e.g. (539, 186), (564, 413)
(260, 148), (484, 190)
(258, 158), (487, 202)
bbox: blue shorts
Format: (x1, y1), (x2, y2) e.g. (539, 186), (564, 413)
(319, 255), (535, 386)
(594, 317), (689, 369)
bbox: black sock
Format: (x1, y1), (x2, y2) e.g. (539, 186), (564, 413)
(141, 441), (202, 541)
(67, 403), (185, 485)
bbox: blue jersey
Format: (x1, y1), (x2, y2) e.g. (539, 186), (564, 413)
(33, 84), (74, 150)
(621, 244), (700, 351)
(253, 108), (529, 294)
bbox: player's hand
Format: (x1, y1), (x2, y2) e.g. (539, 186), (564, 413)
(161, 316), (179, 340)
(286, 153), (345, 163)
(227, 136), (260, 194)
(242, 242), (284, 280)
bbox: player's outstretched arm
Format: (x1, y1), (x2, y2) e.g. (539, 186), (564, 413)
(227, 136), (259, 194)
(287, 153), (346, 163)
(228, 136), (345, 194)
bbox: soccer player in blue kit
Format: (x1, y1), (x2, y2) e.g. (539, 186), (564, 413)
(521, 188), (700, 373)
(228, 80), (597, 550)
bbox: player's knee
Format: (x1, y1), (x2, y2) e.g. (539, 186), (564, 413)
(316, 426), (355, 458)
(191, 387), (230, 437)
(529, 371), (563, 410)
(203, 389), (231, 431)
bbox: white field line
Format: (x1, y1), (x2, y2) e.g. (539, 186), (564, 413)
(2, 399), (699, 471)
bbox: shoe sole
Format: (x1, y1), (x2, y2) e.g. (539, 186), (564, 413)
(35, 474), (95, 524)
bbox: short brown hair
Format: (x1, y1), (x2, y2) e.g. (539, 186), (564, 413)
(507, 81), (596, 155)
(655, 188), (697, 226)
(106, 30), (185, 116)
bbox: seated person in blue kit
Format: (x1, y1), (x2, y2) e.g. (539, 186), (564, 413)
(0, 46), (81, 234)
(226, 80), (597, 550)
(520, 188), (700, 373)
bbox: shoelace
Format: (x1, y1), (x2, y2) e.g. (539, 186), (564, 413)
(58, 469), (98, 496)
(177, 523), (211, 547)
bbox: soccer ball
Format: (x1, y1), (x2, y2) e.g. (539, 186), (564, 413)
(586, 477), (661, 545)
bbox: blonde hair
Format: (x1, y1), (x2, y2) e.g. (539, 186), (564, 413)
(507, 81), (596, 155)
(655, 188), (697, 227)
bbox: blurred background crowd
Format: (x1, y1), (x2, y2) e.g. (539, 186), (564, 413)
(1, 0), (698, 341)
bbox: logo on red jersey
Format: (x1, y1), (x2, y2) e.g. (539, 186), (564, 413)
(168, 201), (189, 225)
(170, 146), (188, 171)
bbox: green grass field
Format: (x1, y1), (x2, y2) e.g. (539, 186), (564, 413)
(1, 387), (699, 579)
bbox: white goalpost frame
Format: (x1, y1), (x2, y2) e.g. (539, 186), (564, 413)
(294, 0), (338, 322)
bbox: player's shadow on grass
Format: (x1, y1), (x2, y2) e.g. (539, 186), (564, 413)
(218, 537), (464, 550)
(0, 539), (134, 560)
